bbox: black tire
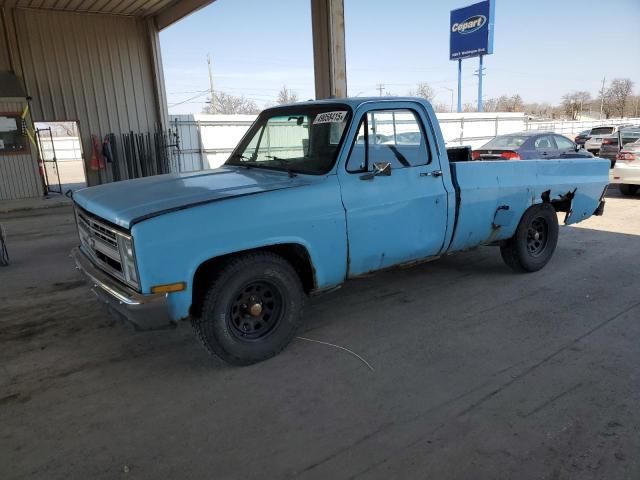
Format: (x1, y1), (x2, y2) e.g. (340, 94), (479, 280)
(619, 184), (639, 196)
(192, 252), (305, 366)
(500, 203), (559, 273)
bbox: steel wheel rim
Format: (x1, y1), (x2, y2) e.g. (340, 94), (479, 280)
(526, 216), (548, 257)
(228, 280), (284, 341)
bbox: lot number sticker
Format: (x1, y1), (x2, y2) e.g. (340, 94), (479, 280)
(314, 111), (347, 124)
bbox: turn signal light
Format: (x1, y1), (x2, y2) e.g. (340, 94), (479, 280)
(151, 282), (187, 294)
(471, 150), (481, 160)
(500, 151), (521, 160)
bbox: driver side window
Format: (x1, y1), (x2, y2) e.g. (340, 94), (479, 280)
(346, 109), (430, 172)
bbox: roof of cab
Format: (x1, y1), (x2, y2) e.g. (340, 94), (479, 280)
(264, 96), (432, 111)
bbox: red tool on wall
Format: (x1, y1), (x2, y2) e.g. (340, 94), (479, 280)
(90, 134), (106, 171)
(90, 134), (107, 183)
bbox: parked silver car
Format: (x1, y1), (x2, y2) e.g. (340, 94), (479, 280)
(585, 125), (631, 156)
(610, 138), (640, 195)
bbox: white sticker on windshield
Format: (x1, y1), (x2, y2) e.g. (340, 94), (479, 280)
(314, 111), (347, 124)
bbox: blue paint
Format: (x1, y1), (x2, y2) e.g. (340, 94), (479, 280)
(73, 97), (610, 323)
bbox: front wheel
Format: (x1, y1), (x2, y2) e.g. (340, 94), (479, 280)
(192, 252), (305, 366)
(500, 203), (559, 273)
(619, 184), (639, 196)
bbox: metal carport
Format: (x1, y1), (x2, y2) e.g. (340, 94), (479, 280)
(0, 0), (346, 200)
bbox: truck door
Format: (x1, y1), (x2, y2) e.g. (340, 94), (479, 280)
(338, 107), (448, 277)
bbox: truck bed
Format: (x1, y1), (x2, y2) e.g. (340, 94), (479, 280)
(446, 158), (610, 252)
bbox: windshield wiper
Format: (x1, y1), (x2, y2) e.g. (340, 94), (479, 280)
(265, 155), (287, 162)
(229, 153), (252, 161)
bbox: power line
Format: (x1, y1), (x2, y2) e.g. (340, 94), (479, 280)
(168, 90), (210, 107)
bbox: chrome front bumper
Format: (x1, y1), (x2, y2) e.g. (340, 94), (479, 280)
(71, 247), (173, 330)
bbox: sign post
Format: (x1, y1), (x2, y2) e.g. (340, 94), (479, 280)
(478, 55), (483, 112)
(457, 59), (462, 113)
(450, 0), (494, 113)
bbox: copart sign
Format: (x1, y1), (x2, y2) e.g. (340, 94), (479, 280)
(450, 0), (494, 60)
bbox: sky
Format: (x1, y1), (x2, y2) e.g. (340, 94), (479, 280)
(160, 0), (640, 114)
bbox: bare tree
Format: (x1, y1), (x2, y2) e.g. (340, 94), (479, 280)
(485, 95), (524, 112)
(523, 102), (553, 119)
(202, 92), (260, 115)
(628, 95), (640, 118)
(561, 91), (591, 120)
(433, 103), (450, 113)
(408, 82), (435, 102)
(462, 102), (476, 113)
(483, 97), (498, 112)
(276, 86), (299, 105)
(607, 78), (634, 117)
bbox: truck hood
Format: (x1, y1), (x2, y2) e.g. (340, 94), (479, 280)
(73, 166), (312, 229)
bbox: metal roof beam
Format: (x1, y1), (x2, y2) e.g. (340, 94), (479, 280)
(311, 0), (347, 99)
(154, 0), (214, 30)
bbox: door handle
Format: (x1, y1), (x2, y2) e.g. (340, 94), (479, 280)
(420, 170), (443, 177)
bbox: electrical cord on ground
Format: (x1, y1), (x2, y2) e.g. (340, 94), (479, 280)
(0, 223), (9, 266)
(296, 336), (375, 372)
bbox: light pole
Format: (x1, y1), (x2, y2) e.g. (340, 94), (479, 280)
(442, 87), (454, 113)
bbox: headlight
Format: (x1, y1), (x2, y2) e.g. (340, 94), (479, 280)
(117, 234), (139, 288)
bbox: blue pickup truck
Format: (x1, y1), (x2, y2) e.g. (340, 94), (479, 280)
(72, 98), (609, 365)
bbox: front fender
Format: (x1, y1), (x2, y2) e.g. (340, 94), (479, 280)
(131, 176), (348, 321)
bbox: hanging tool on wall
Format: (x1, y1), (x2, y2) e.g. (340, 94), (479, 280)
(105, 134), (122, 181)
(90, 134), (106, 184)
(20, 103), (37, 148)
(0, 223), (9, 267)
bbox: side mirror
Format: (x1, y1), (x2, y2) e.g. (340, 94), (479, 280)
(360, 162), (392, 181)
(373, 162), (392, 176)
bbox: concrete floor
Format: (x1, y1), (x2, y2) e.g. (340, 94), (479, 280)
(1, 190), (639, 480)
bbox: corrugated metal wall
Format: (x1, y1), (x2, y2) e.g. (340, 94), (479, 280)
(0, 98), (42, 200)
(0, 12), (10, 71)
(12, 8), (160, 138)
(1, 7), (165, 198)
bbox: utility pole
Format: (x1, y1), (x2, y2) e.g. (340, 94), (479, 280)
(207, 53), (215, 114)
(376, 83), (385, 96)
(599, 76), (606, 120)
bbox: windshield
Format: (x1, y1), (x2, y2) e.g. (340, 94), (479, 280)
(225, 105), (351, 175)
(590, 127), (614, 135)
(482, 135), (528, 149)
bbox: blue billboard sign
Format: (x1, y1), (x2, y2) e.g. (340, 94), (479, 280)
(450, 0), (494, 60)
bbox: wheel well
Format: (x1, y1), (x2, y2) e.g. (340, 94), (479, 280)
(190, 244), (316, 317)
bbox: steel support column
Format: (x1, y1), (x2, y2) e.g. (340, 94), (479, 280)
(310, 0), (347, 99)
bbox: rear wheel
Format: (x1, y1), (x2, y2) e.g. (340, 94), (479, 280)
(500, 203), (559, 273)
(192, 252), (305, 365)
(619, 184), (639, 196)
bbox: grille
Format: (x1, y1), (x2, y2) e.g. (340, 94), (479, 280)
(76, 209), (124, 280)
